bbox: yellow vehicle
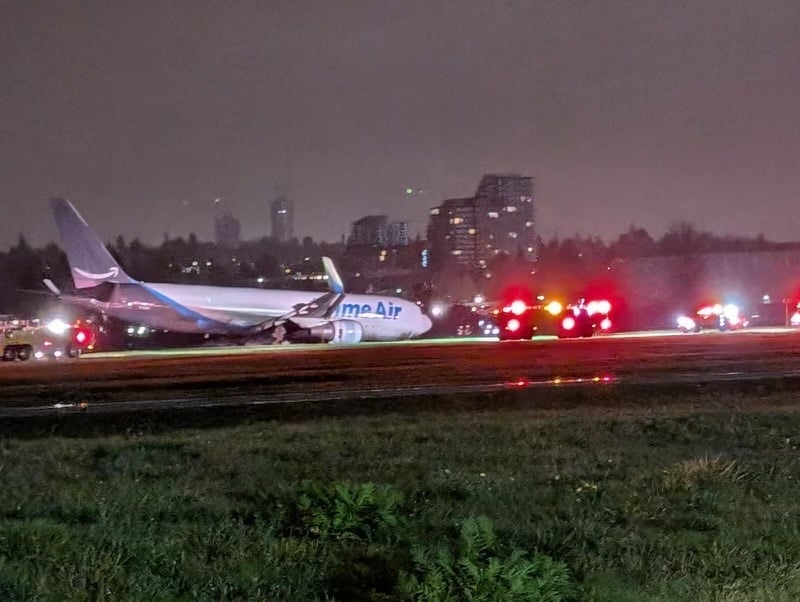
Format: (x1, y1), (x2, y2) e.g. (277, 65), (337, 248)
(1, 320), (94, 361)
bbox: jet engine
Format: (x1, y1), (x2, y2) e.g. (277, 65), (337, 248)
(307, 320), (364, 344)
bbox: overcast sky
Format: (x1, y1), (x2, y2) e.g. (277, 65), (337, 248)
(2, 0), (800, 248)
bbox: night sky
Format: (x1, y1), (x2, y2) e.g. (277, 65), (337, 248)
(2, 1), (800, 248)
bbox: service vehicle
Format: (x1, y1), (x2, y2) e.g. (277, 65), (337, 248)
(677, 303), (748, 333)
(1, 319), (96, 361)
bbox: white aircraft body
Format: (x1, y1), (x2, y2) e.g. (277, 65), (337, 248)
(49, 199), (432, 344)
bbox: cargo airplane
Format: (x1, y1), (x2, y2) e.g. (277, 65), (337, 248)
(47, 198), (432, 344)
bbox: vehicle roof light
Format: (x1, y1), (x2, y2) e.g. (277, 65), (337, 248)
(544, 301), (563, 316)
(510, 300), (527, 316)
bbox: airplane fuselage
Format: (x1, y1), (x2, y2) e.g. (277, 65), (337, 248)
(69, 282), (432, 341)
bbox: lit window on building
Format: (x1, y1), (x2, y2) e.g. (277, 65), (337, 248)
(505, 206), (517, 213)
(449, 217), (464, 225)
(452, 250), (463, 256)
(430, 208), (440, 215)
(488, 211), (499, 218)
(525, 221), (533, 227)
(508, 232), (518, 238)
(468, 228), (476, 235)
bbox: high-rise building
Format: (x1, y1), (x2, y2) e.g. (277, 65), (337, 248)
(427, 198), (484, 269)
(214, 212), (241, 249)
(474, 174), (537, 262)
(348, 215), (388, 247)
(271, 195), (294, 242)
(426, 173), (537, 269)
(386, 220), (410, 247)
(346, 215), (411, 269)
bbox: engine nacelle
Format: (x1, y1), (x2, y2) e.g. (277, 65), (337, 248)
(307, 320), (364, 344)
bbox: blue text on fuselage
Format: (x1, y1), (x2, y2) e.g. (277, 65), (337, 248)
(333, 300), (403, 320)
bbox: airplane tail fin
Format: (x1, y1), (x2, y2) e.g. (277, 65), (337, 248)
(50, 198), (136, 289)
(322, 256), (345, 294)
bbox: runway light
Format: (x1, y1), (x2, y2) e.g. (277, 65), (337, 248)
(34, 351), (44, 360)
(431, 305), (444, 318)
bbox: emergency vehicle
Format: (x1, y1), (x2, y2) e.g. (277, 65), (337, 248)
(1, 319), (96, 361)
(493, 297), (613, 340)
(677, 303), (748, 333)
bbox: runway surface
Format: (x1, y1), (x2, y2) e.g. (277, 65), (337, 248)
(2, 327), (800, 416)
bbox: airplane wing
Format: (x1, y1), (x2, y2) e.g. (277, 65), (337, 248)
(248, 257), (347, 334)
(247, 291), (345, 335)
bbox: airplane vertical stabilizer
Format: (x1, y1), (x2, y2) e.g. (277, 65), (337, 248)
(50, 198), (137, 289)
(322, 256), (345, 294)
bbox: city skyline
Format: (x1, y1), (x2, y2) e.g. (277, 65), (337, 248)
(2, 2), (800, 249)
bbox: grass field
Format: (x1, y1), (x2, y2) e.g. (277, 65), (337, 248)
(2, 390), (800, 601)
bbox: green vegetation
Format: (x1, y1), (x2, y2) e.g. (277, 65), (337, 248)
(2, 399), (800, 600)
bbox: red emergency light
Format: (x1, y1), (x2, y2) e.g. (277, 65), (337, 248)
(72, 327), (93, 348)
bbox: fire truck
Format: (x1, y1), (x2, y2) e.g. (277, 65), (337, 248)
(494, 297), (613, 340)
(1, 319), (96, 361)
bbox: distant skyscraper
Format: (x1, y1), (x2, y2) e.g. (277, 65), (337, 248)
(271, 195), (294, 242)
(347, 215), (410, 248)
(214, 212), (241, 249)
(348, 215), (388, 247)
(386, 220), (410, 247)
(426, 173), (537, 268)
(474, 174), (537, 262)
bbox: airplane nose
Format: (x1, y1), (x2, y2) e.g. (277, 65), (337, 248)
(420, 314), (433, 334)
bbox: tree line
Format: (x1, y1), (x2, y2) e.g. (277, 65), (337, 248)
(0, 222), (794, 316)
